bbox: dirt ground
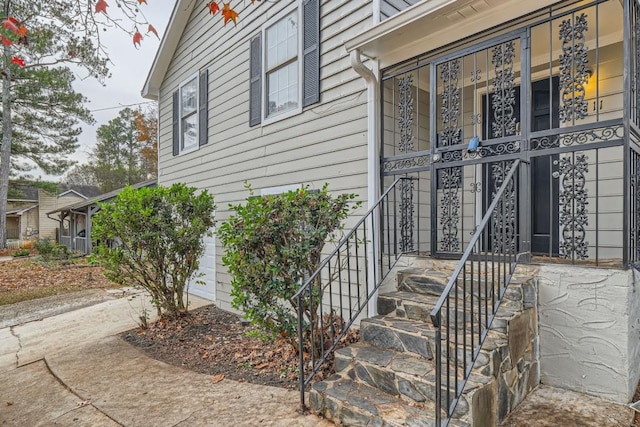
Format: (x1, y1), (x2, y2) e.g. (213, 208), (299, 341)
(121, 304), (359, 390)
(0, 256), (115, 305)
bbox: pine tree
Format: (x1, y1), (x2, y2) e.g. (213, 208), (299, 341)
(0, 0), (109, 248)
(93, 107), (146, 193)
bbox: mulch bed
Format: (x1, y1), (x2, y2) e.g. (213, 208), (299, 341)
(121, 304), (359, 390)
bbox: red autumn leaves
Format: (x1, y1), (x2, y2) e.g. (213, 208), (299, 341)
(2, 16), (27, 67)
(2, 0), (253, 68)
(206, 1), (240, 26)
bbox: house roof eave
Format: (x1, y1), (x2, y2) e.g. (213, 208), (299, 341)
(47, 179), (158, 215)
(142, 0), (196, 100)
(345, 0), (559, 68)
(58, 189), (89, 199)
(6, 204), (38, 216)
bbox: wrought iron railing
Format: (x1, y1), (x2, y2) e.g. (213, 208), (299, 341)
(294, 176), (416, 412)
(430, 159), (523, 426)
(629, 136), (640, 265)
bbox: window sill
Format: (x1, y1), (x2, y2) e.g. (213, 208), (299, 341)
(261, 106), (303, 127)
(178, 145), (200, 156)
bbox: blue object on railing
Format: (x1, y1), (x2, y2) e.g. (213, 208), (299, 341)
(468, 136), (480, 152)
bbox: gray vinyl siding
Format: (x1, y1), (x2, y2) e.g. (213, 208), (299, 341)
(380, 0), (420, 20)
(157, 0), (374, 310)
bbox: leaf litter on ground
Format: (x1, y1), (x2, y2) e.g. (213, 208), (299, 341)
(121, 304), (359, 390)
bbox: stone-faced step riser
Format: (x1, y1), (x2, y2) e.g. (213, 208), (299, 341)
(336, 352), (472, 418)
(310, 376), (444, 427)
(309, 389), (387, 427)
(399, 276), (501, 299)
(360, 321), (434, 360)
(379, 295), (487, 327)
(338, 338), (494, 380)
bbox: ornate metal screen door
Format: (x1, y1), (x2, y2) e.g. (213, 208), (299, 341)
(432, 34), (525, 256)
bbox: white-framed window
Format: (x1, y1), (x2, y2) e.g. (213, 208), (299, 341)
(179, 73), (199, 154)
(262, 4), (302, 124)
(249, 0), (319, 127)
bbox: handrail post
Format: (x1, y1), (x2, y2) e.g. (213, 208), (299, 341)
(432, 311), (442, 426)
(297, 293), (306, 413)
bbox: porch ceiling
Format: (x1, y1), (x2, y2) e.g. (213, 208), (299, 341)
(345, 0), (559, 68)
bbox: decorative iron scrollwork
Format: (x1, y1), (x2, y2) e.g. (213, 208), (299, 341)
(558, 154), (589, 259)
(382, 154), (431, 173)
(439, 60), (461, 147)
(559, 13), (589, 123)
(439, 140), (520, 164)
(398, 75), (415, 152)
(439, 167), (461, 252)
(491, 42), (517, 138)
(530, 124), (623, 150)
(399, 179), (415, 252)
(441, 150), (464, 163)
(491, 160), (516, 253)
(466, 140), (521, 160)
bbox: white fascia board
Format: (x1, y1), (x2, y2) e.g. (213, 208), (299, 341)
(142, 0), (195, 100)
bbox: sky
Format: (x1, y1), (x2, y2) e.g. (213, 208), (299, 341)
(41, 1), (175, 182)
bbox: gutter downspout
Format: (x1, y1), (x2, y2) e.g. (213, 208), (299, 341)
(47, 212), (65, 243)
(350, 49), (380, 317)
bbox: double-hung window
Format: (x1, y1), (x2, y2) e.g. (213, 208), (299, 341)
(249, 0), (320, 127)
(172, 70), (209, 156)
(180, 75), (198, 153)
(265, 9), (300, 119)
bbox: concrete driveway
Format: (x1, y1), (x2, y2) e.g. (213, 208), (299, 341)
(0, 290), (330, 427)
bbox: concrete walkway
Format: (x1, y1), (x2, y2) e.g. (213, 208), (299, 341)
(0, 289), (635, 427)
(500, 385), (634, 427)
(0, 291), (330, 427)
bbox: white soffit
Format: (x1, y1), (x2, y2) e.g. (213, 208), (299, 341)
(345, 0), (558, 67)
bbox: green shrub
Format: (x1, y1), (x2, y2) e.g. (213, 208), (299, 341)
(36, 238), (54, 258)
(218, 184), (360, 348)
(51, 244), (69, 260)
(36, 238), (70, 261)
(91, 183), (215, 319)
(12, 249), (30, 257)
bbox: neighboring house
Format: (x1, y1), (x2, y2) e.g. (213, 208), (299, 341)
(4, 183), (101, 247)
(143, 0), (640, 425)
(47, 179), (157, 255)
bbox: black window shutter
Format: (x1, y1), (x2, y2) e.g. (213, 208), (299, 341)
(302, 0), (320, 107)
(249, 34), (262, 127)
(172, 90), (179, 156)
(199, 70), (209, 146)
